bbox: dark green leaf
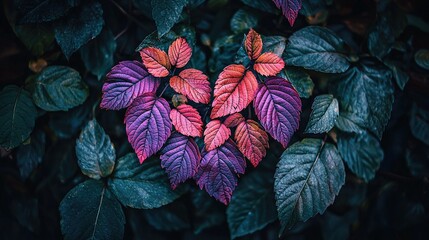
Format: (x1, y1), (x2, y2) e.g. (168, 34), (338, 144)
(60, 180), (125, 240)
(406, 143), (429, 178)
(338, 131), (384, 182)
(241, 0), (278, 14)
(284, 26), (350, 73)
(151, 0), (187, 37)
(108, 154), (184, 209)
(384, 59), (409, 90)
(143, 201), (190, 231)
(305, 94), (339, 134)
(54, 1), (104, 59)
(136, 31), (178, 52)
(192, 190), (225, 234)
(209, 35), (242, 73)
(80, 29), (117, 80)
(334, 112), (365, 134)
(274, 138), (345, 233)
(16, 129), (46, 180)
(280, 67), (314, 98)
(410, 103), (429, 145)
(17, 0), (72, 23)
(301, 0), (330, 16)
(33, 66), (89, 111)
(13, 25), (54, 56)
(262, 35), (287, 57)
(227, 170), (277, 239)
(76, 119), (116, 180)
(0, 86), (37, 149)
(230, 9), (258, 34)
(414, 49), (429, 70)
(189, 46), (207, 71)
(320, 210), (358, 240)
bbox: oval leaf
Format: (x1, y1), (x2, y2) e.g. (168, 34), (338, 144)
(223, 113), (245, 128)
(204, 120), (231, 151)
(195, 140), (246, 205)
(254, 77), (301, 147)
(254, 52), (285, 76)
(305, 94), (339, 134)
(101, 61), (160, 110)
(245, 28), (263, 60)
(414, 49), (429, 70)
(275, 138), (345, 234)
(140, 47), (171, 77)
(75, 119), (116, 180)
(170, 104), (203, 137)
(0, 86), (37, 149)
(272, 0), (302, 26)
(33, 66), (89, 111)
(211, 64), (258, 118)
(125, 93), (172, 163)
(168, 37), (192, 68)
(235, 120), (269, 167)
(170, 68), (211, 104)
(160, 132), (201, 189)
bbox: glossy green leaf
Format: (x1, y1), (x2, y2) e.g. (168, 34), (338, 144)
(136, 31), (178, 52)
(17, 0), (72, 23)
(410, 103), (429, 145)
(262, 35), (287, 57)
(305, 94), (339, 134)
(275, 138), (345, 234)
(108, 154), (184, 209)
(80, 29), (117, 80)
(227, 170), (277, 239)
(338, 131), (384, 182)
(0, 86), (37, 149)
(75, 119), (116, 180)
(414, 49), (429, 70)
(33, 66), (89, 111)
(151, 0), (187, 37)
(334, 112), (365, 134)
(284, 26), (350, 73)
(230, 9), (258, 34)
(280, 67), (314, 98)
(16, 129), (45, 180)
(60, 180), (125, 240)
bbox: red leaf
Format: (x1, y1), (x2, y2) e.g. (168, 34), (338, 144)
(223, 113), (245, 128)
(160, 132), (201, 189)
(253, 77), (301, 147)
(211, 64), (258, 119)
(195, 139), (246, 205)
(140, 47), (171, 77)
(235, 120), (269, 167)
(272, 0), (302, 26)
(170, 68), (211, 104)
(254, 52), (285, 76)
(245, 29), (263, 60)
(168, 37), (192, 68)
(170, 104), (203, 137)
(204, 120), (231, 151)
(125, 93), (172, 163)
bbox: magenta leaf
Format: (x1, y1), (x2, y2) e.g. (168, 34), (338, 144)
(195, 139), (246, 205)
(272, 0), (302, 26)
(160, 132), (201, 189)
(125, 93), (172, 163)
(254, 77), (301, 148)
(101, 61), (160, 110)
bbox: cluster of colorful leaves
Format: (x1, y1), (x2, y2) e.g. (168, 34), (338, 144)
(272, 0), (302, 26)
(101, 29), (301, 205)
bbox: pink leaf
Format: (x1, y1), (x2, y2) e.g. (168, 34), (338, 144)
(204, 120), (231, 151)
(170, 68), (211, 104)
(223, 113), (245, 128)
(139, 47), (171, 77)
(125, 93), (172, 163)
(170, 104), (203, 137)
(168, 37), (192, 68)
(254, 52), (285, 76)
(272, 0), (302, 26)
(235, 120), (269, 167)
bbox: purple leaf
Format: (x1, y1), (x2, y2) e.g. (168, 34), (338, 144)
(101, 61), (160, 110)
(125, 93), (172, 163)
(195, 139), (246, 205)
(254, 77), (301, 148)
(272, 0), (302, 26)
(160, 132), (201, 189)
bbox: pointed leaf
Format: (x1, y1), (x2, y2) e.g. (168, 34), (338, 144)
(204, 120), (231, 151)
(195, 140), (246, 205)
(151, 0), (187, 37)
(254, 52), (285, 76)
(275, 138), (345, 233)
(101, 61), (160, 110)
(272, 0), (302, 26)
(124, 93), (172, 163)
(280, 67), (314, 98)
(305, 94), (339, 134)
(75, 119), (116, 180)
(140, 47), (171, 77)
(223, 113), (245, 128)
(211, 64), (258, 118)
(231, 10), (259, 34)
(170, 68), (211, 104)
(235, 120), (269, 167)
(16, 129), (45, 180)
(170, 104), (203, 137)
(160, 132), (201, 189)
(245, 29), (263, 60)
(254, 77), (301, 147)
(168, 37), (192, 68)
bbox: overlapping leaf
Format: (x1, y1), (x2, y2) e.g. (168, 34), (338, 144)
(124, 93), (172, 163)
(168, 37), (192, 68)
(170, 104), (203, 137)
(195, 140), (246, 204)
(204, 120), (231, 151)
(272, 0), (302, 26)
(211, 64), (258, 118)
(160, 132), (201, 189)
(170, 68), (211, 104)
(245, 29), (263, 60)
(254, 77), (301, 147)
(305, 94), (339, 134)
(140, 47), (171, 77)
(223, 113), (245, 128)
(235, 120), (269, 167)
(101, 61), (160, 110)
(254, 52), (285, 76)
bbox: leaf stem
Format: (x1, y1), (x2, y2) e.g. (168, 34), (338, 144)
(158, 84), (169, 97)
